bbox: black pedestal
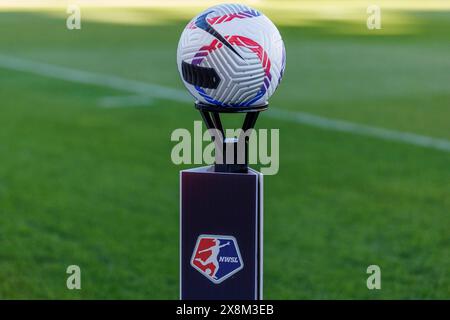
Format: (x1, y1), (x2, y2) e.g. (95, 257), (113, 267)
(180, 166), (263, 300)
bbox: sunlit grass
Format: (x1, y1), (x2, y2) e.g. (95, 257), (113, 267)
(2, 0), (447, 35)
(2, 0), (450, 25)
(1, 0), (450, 11)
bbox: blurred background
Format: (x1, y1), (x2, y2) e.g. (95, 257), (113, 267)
(0, 0), (449, 299)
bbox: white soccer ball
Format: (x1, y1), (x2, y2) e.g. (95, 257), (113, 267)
(177, 3), (286, 108)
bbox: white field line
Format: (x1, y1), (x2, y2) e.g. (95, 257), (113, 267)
(1, 54), (449, 153)
(269, 109), (450, 152)
(0, 54), (191, 103)
(98, 95), (155, 108)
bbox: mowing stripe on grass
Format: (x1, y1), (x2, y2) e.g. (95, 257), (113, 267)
(1, 54), (449, 153)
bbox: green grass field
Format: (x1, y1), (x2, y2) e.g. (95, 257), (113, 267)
(0, 1), (449, 299)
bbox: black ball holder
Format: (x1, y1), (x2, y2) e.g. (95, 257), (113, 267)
(195, 101), (268, 173)
(181, 101), (267, 299)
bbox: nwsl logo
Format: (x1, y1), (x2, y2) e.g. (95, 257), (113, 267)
(191, 235), (243, 284)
